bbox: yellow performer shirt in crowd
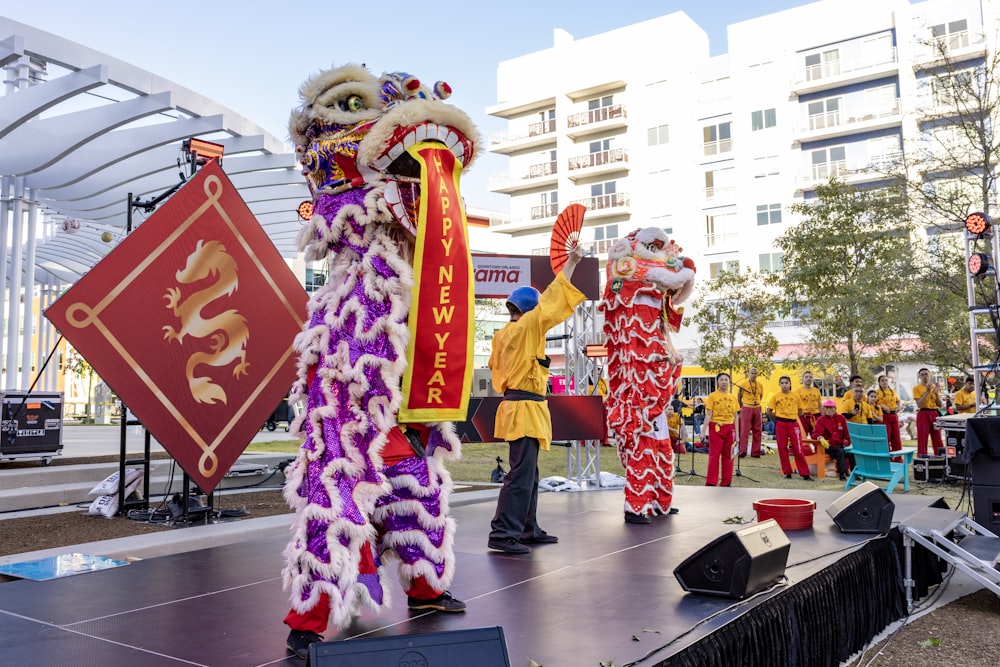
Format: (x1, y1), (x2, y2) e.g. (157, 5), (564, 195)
(876, 388), (899, 414)
(667, 412), (683, 439)
(769, 392), (802, 420)
(840, 395), (875, 424)
(705, 391), (739, 425)
(954, 388), (977, 414)
(912, 383), (940, 411)
(796, 386), (822, 414)
(490, 272), (585, 451)
(737, 380), (763, 407)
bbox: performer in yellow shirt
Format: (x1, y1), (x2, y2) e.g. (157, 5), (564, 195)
(666, 403), (687, 453)
(840, 386), (875, 424)
(488, 245), (585, 554)
(702, 372), (740, 487)
(954, 377), (977, 414)
(876, 375), (902, 454)
(767, 376), (812, 480)
(735, 367), (764, 457)
(796, 371), (823, 436)
(912, 368), (943, 457)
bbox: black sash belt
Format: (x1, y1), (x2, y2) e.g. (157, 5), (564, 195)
(776, 417), (797, 423)
(503, 389), (545, 402)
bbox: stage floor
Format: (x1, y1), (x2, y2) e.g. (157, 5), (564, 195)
(0, 486), (944, 666)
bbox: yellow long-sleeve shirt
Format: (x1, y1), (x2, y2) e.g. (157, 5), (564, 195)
(489, 272), (586, 450)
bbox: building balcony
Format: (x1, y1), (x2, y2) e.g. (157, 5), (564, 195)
(791, 47), (898, 96)
(565, 104), (627, 139)
(704, 232), (737, 250)
(794, 98), (901, 143)
(488, 160), (558, 193)
(795, 152), (902, 190)
(913, 31), (987, 69)
(567, 148), (629, 181)
(488, 212), (561, 234)
(488, 118), (557, 155)
(704, 185), (736, 203)
(570, 192), (631, 219)
(530, 202), (559, 220)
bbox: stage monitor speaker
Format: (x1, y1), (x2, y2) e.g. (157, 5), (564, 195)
(673, 518), (790, 599)
(825, 481), (894, 534)
(309, 626), (511, 667)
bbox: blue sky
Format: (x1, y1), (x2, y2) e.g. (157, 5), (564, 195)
(4, 0), (812, 208)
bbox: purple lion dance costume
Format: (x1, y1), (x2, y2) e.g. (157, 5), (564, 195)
(281, 63), (479, 635)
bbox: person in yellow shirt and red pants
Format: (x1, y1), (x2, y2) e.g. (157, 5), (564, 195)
(768, 376), (813, 480)
(796, 370), (822, 436)
(912, 368), (943, 457)
(876, 375), (902, 454)
(736, 367), (764, 457)
(702, 372), (740, 487)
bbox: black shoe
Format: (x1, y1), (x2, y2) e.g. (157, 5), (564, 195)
(408, 591), (467, 613)
(624, 512), (652, 524)
(785, 474), (792, 480)
(286, 629), (323, 659)
(667, 507), (680, 515)
(522, 532), (558, 544)
(839, 474), (847, 481)
(488, 537), (530, 554)
(738, 453), (747, 458)
(802, 475), (813, 481)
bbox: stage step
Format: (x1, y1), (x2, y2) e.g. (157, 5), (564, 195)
(899, 507), (1000, 609)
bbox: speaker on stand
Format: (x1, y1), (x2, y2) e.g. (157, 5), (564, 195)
(673, 518), (791, 599)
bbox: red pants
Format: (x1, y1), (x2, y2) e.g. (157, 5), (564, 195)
(706, 422), (735, 486)
(916, 409), (942, 457)
(799, 413), (816, 438)
(776, 419), (811, 477)
(738, 406), (762, 456)
(882, 413), (902, 451)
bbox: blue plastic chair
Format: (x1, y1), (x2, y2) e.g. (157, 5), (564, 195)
(843, 422), (917, 493)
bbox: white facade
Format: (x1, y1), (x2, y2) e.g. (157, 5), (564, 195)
(486, 0), (997, 359)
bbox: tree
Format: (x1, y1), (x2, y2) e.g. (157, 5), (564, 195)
(778, 179), (915, 378)
(878, 27), (1000, 374)
(65, 345), (96, 423)
(690, 268), (779, 379)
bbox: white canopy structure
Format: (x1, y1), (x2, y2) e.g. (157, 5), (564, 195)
(0, 17), (309, 390)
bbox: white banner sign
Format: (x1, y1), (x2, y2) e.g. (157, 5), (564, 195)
(472, 255), (532, 298)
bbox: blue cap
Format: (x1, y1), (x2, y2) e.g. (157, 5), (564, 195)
(506, 286), (541, 314)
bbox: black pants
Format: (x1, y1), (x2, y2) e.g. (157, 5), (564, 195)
(827, 445), (855, 476)
(489, 436), (545, 541)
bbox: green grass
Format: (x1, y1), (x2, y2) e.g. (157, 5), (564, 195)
(249, 437), (968, 508)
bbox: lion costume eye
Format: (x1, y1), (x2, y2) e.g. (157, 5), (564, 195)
(339, 95), (365, 112)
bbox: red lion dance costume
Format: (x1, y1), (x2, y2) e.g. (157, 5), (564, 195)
(600, 228), (695, 523)
(280, 64), (479, 656)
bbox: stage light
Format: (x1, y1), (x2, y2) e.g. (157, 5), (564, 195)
(297, 201), (314, 221)
(968, 252), (993, 277)
(183, 138), (225, 167)
(965, 211), (991, 237)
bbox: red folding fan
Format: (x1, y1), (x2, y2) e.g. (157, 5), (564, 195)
(549, 203), (586, 274)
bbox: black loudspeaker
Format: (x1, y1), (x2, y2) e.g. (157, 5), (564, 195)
(825, 481), (895, 533)
(309, 626), (511, 667)
(673, 518), (790, 599)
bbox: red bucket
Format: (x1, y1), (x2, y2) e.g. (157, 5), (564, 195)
(753, 498), (816, 531)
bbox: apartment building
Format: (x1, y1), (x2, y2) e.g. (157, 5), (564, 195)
(486, 0), (996, 358)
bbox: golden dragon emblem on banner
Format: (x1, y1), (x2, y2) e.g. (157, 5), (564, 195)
(163, 239), (250, 405)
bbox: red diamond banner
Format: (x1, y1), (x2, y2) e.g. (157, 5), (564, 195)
(46, 161), (307, 492)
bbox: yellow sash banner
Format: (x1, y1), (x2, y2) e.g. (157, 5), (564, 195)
(398, 141), (474, 422)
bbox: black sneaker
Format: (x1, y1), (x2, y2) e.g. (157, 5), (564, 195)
(286, 629), (323, 659)
(521, 532), (558, 544)
(624, 512), (652, 524)
(784, 474), (792, 480)
(488, 537), (530, 554)
(408, 591), (467, 613)
(802, 475), (813, 481)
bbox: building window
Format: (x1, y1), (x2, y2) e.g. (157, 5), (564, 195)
(931, 19), (969, 51)
(591, 181), (616, 197)
(708, 260), (740, 279)
(305, 267), (328, 292)
(756, 203), (782, 225)
(704, 168), (735, 200)
(805, 49), (840, 81)
(703, 121), (732, 155)
(810, 146), (847, 180)
(705, 211), (736, 248)
(807, 97), (841, 130)
(589, 138), (613, 154)
(647, 124), (669, 146)
(588, 95), (614, 110)
(753, 155), (780, 179)
(759, 252), (784, 274)
(751, 108), (776, 131)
